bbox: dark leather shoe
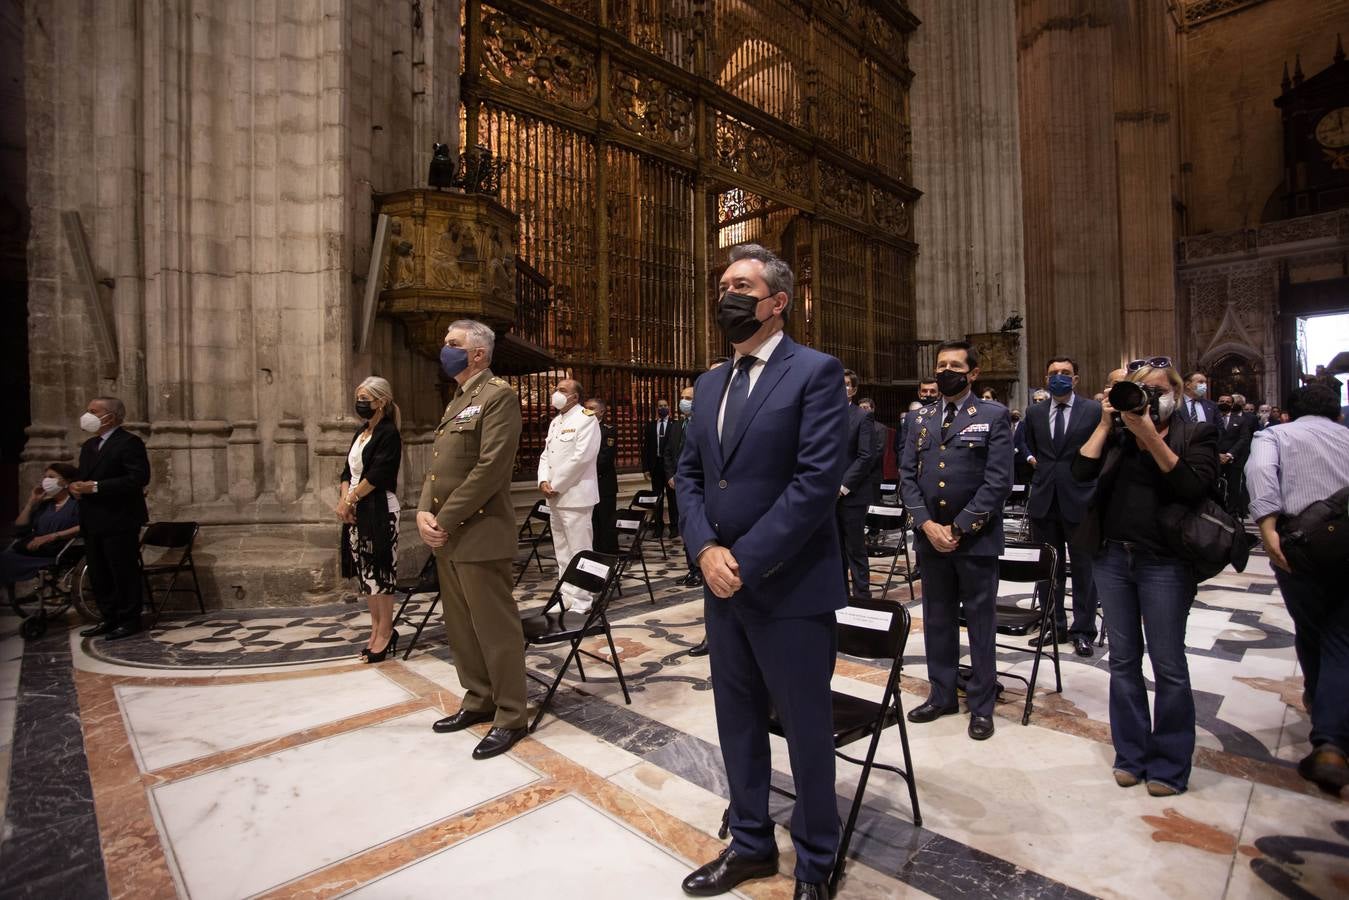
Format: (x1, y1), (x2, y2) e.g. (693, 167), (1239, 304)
(906, 701), (958, 724)
(968, 715), (995, 741)
(1073, 636), (1094, 658)
(1029, 630), (1069, 648)
(687, 572), (704, 587)
(688, 639), (709, 657)
(80, 622), (116, 638)
(794, 880), (830, 899)
(681, 848), (779, 896)
(433, 708), (494, 733)
(105, 621), (143, 640)
(1298, 744), (1349, 795)
(472, 726), (527, 760)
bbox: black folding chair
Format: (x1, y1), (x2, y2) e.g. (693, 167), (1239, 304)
(515, 499), (555, 586)
(1003, 483), (1032, 542)
(612, 509), (656, 604)
(716, 597), (922, 894)
(961, 541), (1062, 725)
(392, 555), (443, 660)
(864, 504), (917, 603)
(878, 480), (899, 506)
(522, 549), (630, 731)
(628, 490), (669, 558)
(140, 522), (205, 618)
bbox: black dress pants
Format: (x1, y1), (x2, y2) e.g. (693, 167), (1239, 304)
(84, 530), (144, 624)
(591, 494), (618, 554)
(836, 498), (870, 599)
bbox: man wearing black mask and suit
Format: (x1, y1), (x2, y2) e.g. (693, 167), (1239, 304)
(68, 397), (151, 640)
(1214, 393), (1253, 517)
(857, 398), (886, 506)
(897, 378), (939, 459)
(586, 398), (620, 554)
(838, 370), (875, 600)
(642, 399), (678, 538)
(1022, 358), (1102, 657)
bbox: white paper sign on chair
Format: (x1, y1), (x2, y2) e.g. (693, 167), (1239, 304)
(616, 518), (642, 531)
(835, 607), (893, 631)
(576, 558), (611, 580)
(636, 496), (656, 505)
(999, 547), (1041, 563)
(539, 503), (550, 514)
(868, 505), (904, 519)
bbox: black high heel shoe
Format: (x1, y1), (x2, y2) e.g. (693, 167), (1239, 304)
(366, 629), (400, 663)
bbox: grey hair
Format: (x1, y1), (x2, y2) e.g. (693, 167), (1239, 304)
(727, 243), (794, 313)
(356, 375), (401, 430)
(92, 396), (127, 423)
(448, 319), (496, 362)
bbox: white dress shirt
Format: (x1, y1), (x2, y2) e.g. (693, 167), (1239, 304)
(717, 329), (786, 440)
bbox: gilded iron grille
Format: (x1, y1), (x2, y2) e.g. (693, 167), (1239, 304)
(817, 222), (870, 377)
(709, 0), (810, 129)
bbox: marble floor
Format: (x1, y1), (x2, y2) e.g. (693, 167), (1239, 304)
(0, 534), (1345, 900)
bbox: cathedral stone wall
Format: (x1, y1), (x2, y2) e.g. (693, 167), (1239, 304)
(22, 0), (458, 607)
(1181, 0), (1349, 234)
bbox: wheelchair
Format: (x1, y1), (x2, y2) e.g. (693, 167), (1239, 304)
(5, 537), (98, 639)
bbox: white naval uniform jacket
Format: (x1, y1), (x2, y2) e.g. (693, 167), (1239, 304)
(537, 404), (601, 509)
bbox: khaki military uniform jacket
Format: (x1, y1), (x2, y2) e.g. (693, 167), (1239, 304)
(418, 368), (522, 561)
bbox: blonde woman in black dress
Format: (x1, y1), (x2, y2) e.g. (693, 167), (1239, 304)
(338, 376), (403, 661)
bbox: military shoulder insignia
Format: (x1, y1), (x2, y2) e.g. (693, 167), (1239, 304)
(582, 408), (595, 416)
(967, 406), (977, 415)
(489, 377), (507, 386)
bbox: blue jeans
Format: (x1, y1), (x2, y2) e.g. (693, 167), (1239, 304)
(1093, 542), (1197, 790)
(1274, 568), (1349, 750)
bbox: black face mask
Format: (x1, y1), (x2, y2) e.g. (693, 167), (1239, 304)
(716, 291), (768, 344)
(1217, 403), (1232, 413)
(355, 400), (374, 420)
(918, 391), (938, 403)
(935, 369), (969, 398)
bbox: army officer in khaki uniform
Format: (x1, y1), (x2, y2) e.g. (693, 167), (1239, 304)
(417, 319), (529, 760)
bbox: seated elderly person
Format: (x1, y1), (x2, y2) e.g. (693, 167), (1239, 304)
(2, 463), (82, 598)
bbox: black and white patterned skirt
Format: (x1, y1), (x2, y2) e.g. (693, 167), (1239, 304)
(348, 512), (399, 594)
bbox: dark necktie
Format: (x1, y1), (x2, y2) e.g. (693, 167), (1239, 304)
(1189, 399), (1199, 421)
(658, 420), (665, 452)
(1053, 402), (1068, 451)
(942, 401), (957, 432)
(720, 356), (757, 451)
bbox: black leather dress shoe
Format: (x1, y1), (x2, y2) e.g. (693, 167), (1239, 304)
(687, 572), (704, 587)
(105, 621), (143, 640)
(906, 701), (959, 724)
(681, 848), (778, 896)
(688, 639), (709, 657)
(968, 715), (995, 741)
(1028, 630), (1069, 648)
(433, 708), (494, 733)
(79, 622), (116, 638)
(472, 726), (527, 760)
(794, 879), (830, 899)
(1073, 636), (1094, 658)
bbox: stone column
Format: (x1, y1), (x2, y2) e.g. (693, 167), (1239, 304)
(908, 0), (1028, 401)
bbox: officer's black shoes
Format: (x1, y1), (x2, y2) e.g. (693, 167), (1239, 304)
(794, 880), (830, 899)
(1028, 630), (1069, 648)
(688, 639), (709, 657)
(1073, 636), (1095, 658)
(472, 725), (527, 760)
(432, 708), (494, 733)
(106, 620), (143, 641)
(681, 848), (779, 896)
(968, 715), (995, 741)
(906, 701), (959, 724)
(80, 622), (116, 638)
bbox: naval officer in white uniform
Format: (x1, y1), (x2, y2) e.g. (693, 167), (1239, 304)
(538, 377), (601, 611)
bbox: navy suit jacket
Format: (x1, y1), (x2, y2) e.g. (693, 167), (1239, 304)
(1214, 411), (1253, 460)
(899, 396), (1013, 557)
(1175, 396), (1218, 426)
(77, 429), (151, 536)
(1023, 394), (1101, 522)
(675, 335), (849, 618)
(839, 404), (875, 506)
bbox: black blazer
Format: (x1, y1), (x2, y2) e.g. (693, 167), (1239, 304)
(661, 417), (688, 478)
(76, 429), (150, 536)
(1071, 420), (1219, 554)
(1175, 396), (1218, 425)
(596, 422), (619, 498)
(339, 418), (402, 583)
(1214, 411), (1253, 459)
(1023, 394), (1102, 522)
(839, 404), (875, 506)
(642, 417), (678, 474)
(339, 417), (402, 493)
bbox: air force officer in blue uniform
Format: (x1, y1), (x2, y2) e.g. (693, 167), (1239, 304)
(675, 244), (848, 900)
(900, 341), (1013, 741)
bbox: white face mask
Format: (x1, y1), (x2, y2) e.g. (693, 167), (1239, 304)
(551, 391), (569, 411)
(678, 399), (693, 415)
(41, 476), (62, 496)
(1156, 391), (1177, 423)
(79, 411), (105, 433)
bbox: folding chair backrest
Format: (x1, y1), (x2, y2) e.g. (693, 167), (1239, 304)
(530, 500), (552, 523)
(1007, 484), (1030, 506)
(836, 596), (911, 662)
(629, 490), (660, 511)
(141, 521), (199, 550)
(614, 509), (649, 557)
(549, 550), (621, 615)
(879, 480), (897, 496)
(865, 504), (907, 533)
(997, 541), (1056, 586)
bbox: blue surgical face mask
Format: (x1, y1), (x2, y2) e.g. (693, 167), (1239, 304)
(440, 345), (468, 378)
(678, 399), (693, 415)
(1047, 373), (1074, 396)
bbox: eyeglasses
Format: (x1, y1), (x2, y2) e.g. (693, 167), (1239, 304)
(1125, 356), (1173, 372)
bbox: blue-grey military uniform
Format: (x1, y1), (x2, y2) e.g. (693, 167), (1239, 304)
(899, 392), (1013, 717)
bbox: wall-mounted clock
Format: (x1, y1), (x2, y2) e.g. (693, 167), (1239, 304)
(1315, 107), (1349, 148)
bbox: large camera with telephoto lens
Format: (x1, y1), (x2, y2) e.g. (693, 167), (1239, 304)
(1108, 380), (1165, 426)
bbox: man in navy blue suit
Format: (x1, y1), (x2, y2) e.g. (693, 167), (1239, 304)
(675, 244), (848, 900)
(901, 341), (1013, 741)
(1022, 357), (1102, 657)
(1177, 370), (1217, 425)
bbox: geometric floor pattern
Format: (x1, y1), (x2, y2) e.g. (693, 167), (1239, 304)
(1, 534), (1346, 899)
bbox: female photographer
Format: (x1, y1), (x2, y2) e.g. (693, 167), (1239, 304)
(1072, 359), (1219, 796)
